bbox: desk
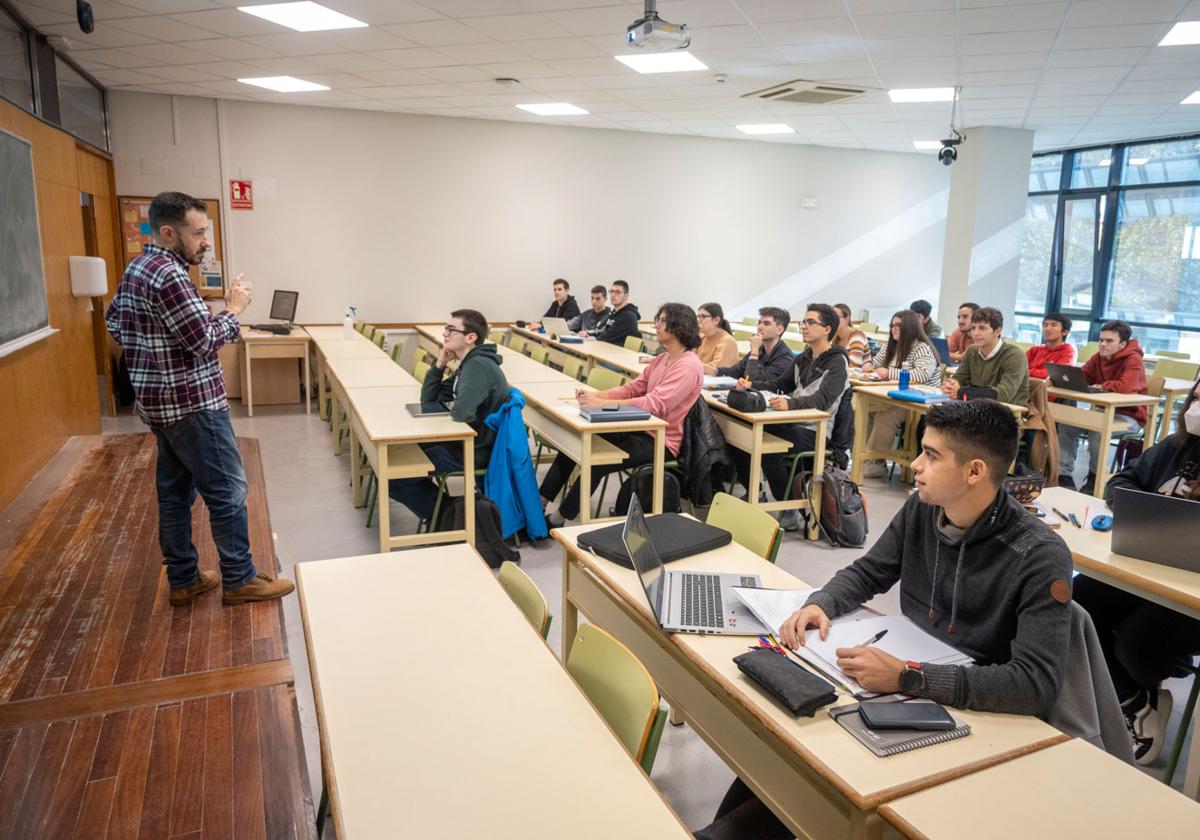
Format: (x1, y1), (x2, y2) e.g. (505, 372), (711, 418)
(878, 738), (1200, 839)
(239, 326), (311, 417)
(554, 524), (1068, 840)
(303, 324), (357, 341)
(309, 332), (386, 421)
(324, 355), (419, 456)
(345, 385), (476, 551)
(702, 392), (829, 540)
(1156, 377), (1195, 442)
(1046, 387), (1161, 496)
(511, 326), (646, 378)
(416, 324), (579, 384)
(296, 545), (690, 839)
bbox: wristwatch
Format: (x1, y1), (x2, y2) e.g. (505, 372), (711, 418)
(899, 660), (925, 694)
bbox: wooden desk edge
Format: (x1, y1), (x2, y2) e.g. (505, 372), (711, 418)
(1070, 549), (1200, 616)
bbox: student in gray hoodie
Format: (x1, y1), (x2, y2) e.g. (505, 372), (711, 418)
(695, 399), (1073, 840)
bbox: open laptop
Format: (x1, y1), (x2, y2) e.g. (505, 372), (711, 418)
(1111, 488), (1200, 573)
(929, 336), (951, 365)
(621, 493), (766, 635)
(1045, 362), (1103, 394)
(542, 316), (573, 339)
(249, 290), (299, 335)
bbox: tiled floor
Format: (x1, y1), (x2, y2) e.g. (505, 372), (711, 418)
(0, 397), (1189, 835)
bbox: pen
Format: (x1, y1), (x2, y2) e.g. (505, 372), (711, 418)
(1051, 506), (1072, 522)
(859, 629), (888, 648)
(1068, 513), (1082, 529)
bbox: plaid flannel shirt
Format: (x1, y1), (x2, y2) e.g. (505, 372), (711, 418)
(106, 243), (239, 427)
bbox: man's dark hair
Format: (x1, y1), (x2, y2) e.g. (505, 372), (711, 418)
(656, 303), (701, 351)
(806, 303), (839, 343)
(553, 278), (568, 290)
(1044, 312), (1072, 334)
(758, 306), (790, 330)
(971, 306), (1004, 330)
(1100, 319), (1132, 344)
(612, 279), (629, 293)
(924, 400), (1019, 487)
(959, 302), (980, 313)
(590, 284), (606, 296)
(149, 191), (206, 235)
(833, 303), (852, 320)
(910, 299), (933, 318)
(450, 308), (488, 346)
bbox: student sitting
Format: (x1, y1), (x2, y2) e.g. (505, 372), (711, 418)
(910, 298), (943, 338)
(942, 307), (1030, 406)
(1026, 312), (1077, 379)
(947, 301), (979, 363)
(389, 309), (508, 522)
(696, 400), (1072, 840)
(697, 302), (739, 369)
(542, 278), (579, 321)
(1074, 378), (1200, 764)
(728, 304), (850, 531)
(567, 284), (610, 333)
(542, 303), (702, 524)
(832, 302), (869, 368)
(711, 307), (794, 386)
(1057, 319), (1148, 494)
(584, 280), (641, 346)
(859, 309), (943, 478)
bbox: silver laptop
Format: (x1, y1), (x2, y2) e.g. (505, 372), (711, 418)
(1111, 488), (1200, 573)
(621, 494), (766, 635)
(542, 316), (573, 338)
(1045, 362), (1103, 394)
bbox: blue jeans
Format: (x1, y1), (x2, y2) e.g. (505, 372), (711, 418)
(152, 410), (257, 591)
(387, 442), (465, 521)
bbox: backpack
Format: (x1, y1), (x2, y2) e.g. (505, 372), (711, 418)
(611, 465), (682, 517)
(792, 465), (868, 548)
(435, 494), (520, 569)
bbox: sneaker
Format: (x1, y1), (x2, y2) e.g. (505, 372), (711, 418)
(1124, 687), (1173, 766)
(778, 509), (802, 532)
(546, 510), (566, 528)
(222, 573), (295, 606)
(861, 460), (887, 479)
(168, 570), (219, 607)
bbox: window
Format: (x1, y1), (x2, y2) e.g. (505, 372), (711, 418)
(1121, 138), (1200, 185)
(55, 56), (107, 150)
(1029, 153), (1063, 192)
(0, 7), (33, 112)
(1070, 147), (1112, 189)
(1016, 195), (1057, 311)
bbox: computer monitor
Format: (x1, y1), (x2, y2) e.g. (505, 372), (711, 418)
(269, 290), (299, 323)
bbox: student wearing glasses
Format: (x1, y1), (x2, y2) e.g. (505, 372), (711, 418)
(696, 302), (739, 370)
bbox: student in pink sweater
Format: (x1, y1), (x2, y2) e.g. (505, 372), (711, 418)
(542, 303), (703, 524)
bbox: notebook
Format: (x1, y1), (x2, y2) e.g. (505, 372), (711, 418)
(887, 388), (950, 404)
(580, 405), (651, 422)
(830, 701), (971, 757)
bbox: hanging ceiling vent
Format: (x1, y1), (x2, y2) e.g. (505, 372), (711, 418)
(741, 80), (867, 105)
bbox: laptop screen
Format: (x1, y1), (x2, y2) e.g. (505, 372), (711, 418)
(269, 290), (299, 322)
(929, 336), (950, 365)
(622, 494), (664, 618)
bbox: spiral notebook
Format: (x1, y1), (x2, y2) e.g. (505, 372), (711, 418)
(829, 701), (971, 757)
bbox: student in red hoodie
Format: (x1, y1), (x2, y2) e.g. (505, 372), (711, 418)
(1026, 312), (1078, 380)
(1057, 320), (1148, 494)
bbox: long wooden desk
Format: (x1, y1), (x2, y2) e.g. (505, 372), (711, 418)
(309, 331), (387, 422)
(1156, 376), (1195, 442)
(878, 738), (1200, 838)
(324, 355), (419, 455)
(415, 324), (581, 384)
(240, 326), (311, 417)
(296, 545), (690, 839)
(1046, 386), (1161, 496)
(554, 523), (1068, 839)
(511, 326), (647, 378)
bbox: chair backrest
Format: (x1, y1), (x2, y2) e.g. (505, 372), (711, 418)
(1078, 341), (1099, 363)
(623, 336), (645, 353)
(740, 316), (758, 326)
(705, 492), (781, 562)
(390, 343), (403, 363)
(586, 366), (625, 391)
(561, 358), (586, 381)
(1145, 375), (1165, 399)
(1155, 349), (1190, 360)
(859, 322), (878, 333)
(1154, 358), (1199, 381)
(361, 325), (376, 340)
(497, 561), (550, 639)
(372, 330), (386, 348)
(565, 623), (660, 766)
(508, 335), (526, 355)
(527, 345), (549, 365)
(733, 329), (754, 341)
(1012, 340), (1032, 353)
(413, 359), (431, 382)
(353, 319), (365, 333)
(488, 329), (506, 346)
(783, 337), (805, 353)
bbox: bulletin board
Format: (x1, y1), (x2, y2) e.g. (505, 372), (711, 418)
(118, 196), (225, 298)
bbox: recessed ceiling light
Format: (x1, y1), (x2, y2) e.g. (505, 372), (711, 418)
(516, 102), (588, 116)
(1182, 91), (1200, 104)
(737, 124), (794, 135)
(238, 2), (367, 32)
(1129, 157), (1149, 165)
(238, 75), (330, 92)
(1159, 21), (1200, 46)
(913, 140), (942, 150)
(615, 52), (707, 74)
(888, 87), (955, 103)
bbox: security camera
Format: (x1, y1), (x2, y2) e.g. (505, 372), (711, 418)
(76, 0), (94, 34)
(938, 134), (963, 167)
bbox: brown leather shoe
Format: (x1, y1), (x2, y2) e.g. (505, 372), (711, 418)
(222, 573), (295, 605)
(169, 570), (220, 606)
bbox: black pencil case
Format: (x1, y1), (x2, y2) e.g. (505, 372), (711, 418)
(733, 649), (837, 717)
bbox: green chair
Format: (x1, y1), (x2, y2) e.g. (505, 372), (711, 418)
(623, 336), (645, 353)
(783, 337), (805, 353)
(372, 330), (386, 349)
(586, 366), (626, 391)
(508, 335), (526, 355)
(353, 318), (366, 334)
(733, 329), (754, 341)
(1164, 661), (1200, 786)
(560, 357), (586, 381)
(565, 623), (667, 775)
(528, 345), (549, 365)
(1078, 341), (1099, 363)
(498, 561), (551, 639)
(1154, 358), (1199, 382)
(1012, 340), (1032, 353)
(859, 322), (879, 333)
(705, 492), (781, 563)
(488, 328), (506, 346)
(741, 316), (758, 326)
(413, 359), (431, 383)
(1155, 349), (1190, 360)
(390, 342), (404, 364)
(361, 324), (376, 340)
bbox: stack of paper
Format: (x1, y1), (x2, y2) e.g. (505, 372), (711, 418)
(703, 375), (738, 389)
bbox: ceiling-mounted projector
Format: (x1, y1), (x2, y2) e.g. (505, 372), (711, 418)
(626, 1), (689, 49)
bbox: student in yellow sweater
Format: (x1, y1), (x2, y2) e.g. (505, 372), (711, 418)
(697, 302), (740, 373)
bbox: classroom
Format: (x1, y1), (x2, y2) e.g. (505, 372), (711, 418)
(3, 0), (1200, 836)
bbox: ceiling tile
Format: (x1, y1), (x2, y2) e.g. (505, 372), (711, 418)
(855, 11), (957, 39)
(242, 32), (352, 57)
(39, 21), (156, 49)
(775, 42), (869, 64)
(122, 42), (225, 65)
(352, 67), (443, 85)
(686, 25), (769, 50)
(959, 3), (1069, 34)
(168, 9), (282, 37)
(458, 13), (574, 40)
(116, 0), (220, 12)
(863, 36), (957, 60)
(1065, 0), (1188, 27)
(1055, 24), (1173, 50)
(105, 14), (222, 41)
(370, 48), (460, 68)
(1045, 47), (1147, 67)
(383, 19), (493, 46)
(754, 17), (857, 46)
(735, 0), (849, 23)
(188, 38), (280, 60)
(315, 28), (418, 51)
(656, 0), (748, 28)
(959, 51), (1049, 72)
(435, 41), (532, 63)
(959, 30), (1059, 54)
(321, 0), (443, 26)
(307, 51), (398, 71)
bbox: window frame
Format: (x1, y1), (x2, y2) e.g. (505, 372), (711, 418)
(0, 0), (36, 115)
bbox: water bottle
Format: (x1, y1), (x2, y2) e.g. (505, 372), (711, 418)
(343, 306), (355, 339)
(898, 363), (911, 391)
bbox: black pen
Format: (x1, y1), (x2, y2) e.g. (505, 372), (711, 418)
(860, 629), (888, 648)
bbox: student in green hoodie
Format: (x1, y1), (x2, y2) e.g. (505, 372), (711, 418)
(942, 306), (1030, 406)
(388, 309), (508, 522)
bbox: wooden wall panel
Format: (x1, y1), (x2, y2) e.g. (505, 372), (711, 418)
(0, 100), (106, 511)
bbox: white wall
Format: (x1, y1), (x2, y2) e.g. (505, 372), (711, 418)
(108, 91), (950, 326)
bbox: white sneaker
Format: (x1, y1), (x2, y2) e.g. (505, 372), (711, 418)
(778, 510), (802, 532)
(861, 460), (887, 479)
(1124, 687), (1173, 766)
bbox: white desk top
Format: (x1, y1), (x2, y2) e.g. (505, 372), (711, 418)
(496, 346), (578, 384)
(701, 390), (830, 425)
(518, 380), (667, 434)
(1045, 386), (1159, 407)
(512, 327), (647, 375)
(345, 385), (474, 444)
(313, 339), (389, 360)
(296, 546), (691, 839)
(325, 356), (419, 389)
(303, 325), (360, 341)
(239, 325), (310, 342)
(853, 384), (1028, 417)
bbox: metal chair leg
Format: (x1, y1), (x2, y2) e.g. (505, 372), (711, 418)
(1164, 665), (1200, 786)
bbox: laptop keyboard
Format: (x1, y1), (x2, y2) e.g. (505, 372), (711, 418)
(680, 573), (724, 628)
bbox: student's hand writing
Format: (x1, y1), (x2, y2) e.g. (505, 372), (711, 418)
(779, 605), (829, 649)
(768, 396), (790, 411)
(736, 377), (751, 390)
(835, 647), (905, 693)
(941, 379), (960, 397)
(578, 330), (590, 338)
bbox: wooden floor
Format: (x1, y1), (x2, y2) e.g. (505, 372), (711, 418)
(0, 434), (314, 839)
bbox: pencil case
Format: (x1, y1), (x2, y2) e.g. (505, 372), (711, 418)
(733, 649), (837, 717)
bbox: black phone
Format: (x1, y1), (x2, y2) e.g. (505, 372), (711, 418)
(858, 700), (956, 731)
(602, 403), (620, 411)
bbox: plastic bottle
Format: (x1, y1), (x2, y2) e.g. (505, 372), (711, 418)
(343, 306), (355, 339)
(898, 362), (911, 391)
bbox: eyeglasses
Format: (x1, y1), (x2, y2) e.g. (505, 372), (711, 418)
(697, 313), (714, 321)
(443, 325), (467, 335)
(800, 319), (820, 327)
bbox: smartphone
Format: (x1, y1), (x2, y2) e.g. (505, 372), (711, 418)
(602, 403), (619, 411)
(858, 700), (956, 731)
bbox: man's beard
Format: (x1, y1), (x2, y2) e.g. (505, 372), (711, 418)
(175, 242), (206, 266)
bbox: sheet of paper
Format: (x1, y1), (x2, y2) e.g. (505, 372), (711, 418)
(731, 587), (872, 636)
(703, 375), (738, 388)
(803, 614), (973, 671)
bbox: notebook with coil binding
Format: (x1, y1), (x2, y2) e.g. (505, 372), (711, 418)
(829, 701), (971, 757)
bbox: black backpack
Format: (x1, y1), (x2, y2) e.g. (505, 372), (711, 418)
(611, 465), (682, 517)
(792, 465), (868, 548)
(435, 494), (520, 569)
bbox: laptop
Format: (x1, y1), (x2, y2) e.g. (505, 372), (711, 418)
(1111, 488), (1200, 573)
(542, 316), (574, 339)
(621, 494), (767, 635)
(1045, 362), (1102, 394)
(249, 290), (299, 335)
(405, 401), (450, 416)
(929, 336), (951, 365)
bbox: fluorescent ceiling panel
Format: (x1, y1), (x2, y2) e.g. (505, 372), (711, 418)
(615, 52), (708, 74)
(238, 2), (367, 33)
(888, 87), (955, 103)
(517, 102), (589, 115)
(1182, 91), (1200, 104)
(238, 75), (330, 92)
(1159, 22), (1200, 46)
